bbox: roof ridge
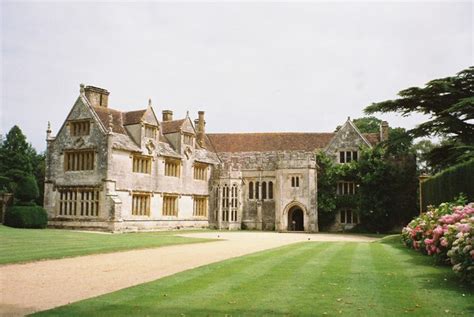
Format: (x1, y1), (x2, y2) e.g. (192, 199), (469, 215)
(206, 132), (336, 135)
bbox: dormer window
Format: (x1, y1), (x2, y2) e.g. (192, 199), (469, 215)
(183, 133), (194, 146)
(339, 151), (358, 163)
(144, 125), (157, 139)
(70, 120), (90, 136)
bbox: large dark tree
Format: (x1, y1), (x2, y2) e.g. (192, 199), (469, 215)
(0, 125), (45, 204)
(364, 67), (474, 171)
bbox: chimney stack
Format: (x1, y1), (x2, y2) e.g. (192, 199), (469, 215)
(84, 85), (109, 108)
(196, 111), (206, 147)
(162, 110), (173, 122)
(380, 121), (389, 141)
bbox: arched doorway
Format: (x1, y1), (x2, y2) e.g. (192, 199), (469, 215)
(288, 206), (304, 231)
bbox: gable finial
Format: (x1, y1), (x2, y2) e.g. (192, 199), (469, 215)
(46, 121), (52, 139)
(80, 83), (85, 94)
(186, 110), (189, 117)
(148, 98), (152, 107)
(347, 116), (351, 121)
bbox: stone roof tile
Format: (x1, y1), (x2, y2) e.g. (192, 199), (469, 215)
(161, 119), (186, 134)
(207, 132), (381, 153)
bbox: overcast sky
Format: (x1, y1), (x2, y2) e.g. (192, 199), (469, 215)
(1, 1), (472, 152)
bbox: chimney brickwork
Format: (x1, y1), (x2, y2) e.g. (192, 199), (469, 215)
(84, 86), (109, 108)
(162, 110), (173, 122)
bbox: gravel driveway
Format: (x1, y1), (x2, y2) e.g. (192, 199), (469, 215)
(0, 232), (378, 316)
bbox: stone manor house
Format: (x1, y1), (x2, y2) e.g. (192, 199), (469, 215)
(44, 85), (389, 232)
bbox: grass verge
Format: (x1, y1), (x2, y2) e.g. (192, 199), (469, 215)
(0, 225), (213, 265)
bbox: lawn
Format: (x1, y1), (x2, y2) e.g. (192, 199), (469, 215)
(35, 236), (473, 316)
(0, 225), (213, 264)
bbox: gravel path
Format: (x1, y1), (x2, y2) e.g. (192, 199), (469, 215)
(0, 232), (378, 316)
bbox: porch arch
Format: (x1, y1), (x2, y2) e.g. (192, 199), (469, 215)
(282, 201), (309, 232)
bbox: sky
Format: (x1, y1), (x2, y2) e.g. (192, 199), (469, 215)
(1, 1), (472, 152)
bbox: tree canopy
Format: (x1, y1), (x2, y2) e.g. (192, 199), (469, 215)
(0, 125), (45, 204)
(364, 67), (474, 170)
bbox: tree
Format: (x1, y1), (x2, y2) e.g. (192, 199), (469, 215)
(0, 125), (44, 204)
(365, 67), (474, 170)
(316, 152), (338, 229)
(412, 139), (436, 173)
(352, 116), (382, 133)
(0, 126), (33, 188)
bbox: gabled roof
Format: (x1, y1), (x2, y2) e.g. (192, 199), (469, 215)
(123, 109), (147, 125)
(324, 118), (375, 151)
(364, 133), (381, 146)
(161, 119), (186, 134)
(92, 106), (127, 134)
(206, 132), (335, 153)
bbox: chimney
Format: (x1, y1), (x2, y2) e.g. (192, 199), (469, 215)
(380, 121), (389, 141)
(162, 110), (173, 122)
(84, 85), (109, 108)
(196, 111), (206, 147)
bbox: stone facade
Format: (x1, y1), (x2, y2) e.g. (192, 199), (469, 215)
(44, 85), (386, 232)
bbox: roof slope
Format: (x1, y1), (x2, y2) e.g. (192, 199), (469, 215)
(161, 119), (186, 134)
(123, 109), (146, 125)
(93, 106), (127, 134)
(207, 132), (380, 153)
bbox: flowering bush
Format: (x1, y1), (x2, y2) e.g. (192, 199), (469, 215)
(401, 200), (473, 284)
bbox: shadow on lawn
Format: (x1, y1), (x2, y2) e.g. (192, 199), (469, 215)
(380, 236), (474, 313)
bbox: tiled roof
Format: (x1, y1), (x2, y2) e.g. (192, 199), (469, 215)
(92, 106), (127, 134)
(207, 132), (381, 153)
(161, 119), (186, 134)
(364, 133), (381, 146)
(123, 109), (146, 125)
(206, 132), (335, 153)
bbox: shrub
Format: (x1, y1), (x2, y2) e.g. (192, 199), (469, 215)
(421, 159), (474, 212)
(402, 199), (473, 284)
(15, 174), (39, 203)
(4, 205), (48, 229)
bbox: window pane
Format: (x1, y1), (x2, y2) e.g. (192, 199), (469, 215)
(340, 151), (345, 163)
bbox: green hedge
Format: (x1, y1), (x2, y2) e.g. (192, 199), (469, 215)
(4, 205), (48, 229)
(421, 159), (474, 211)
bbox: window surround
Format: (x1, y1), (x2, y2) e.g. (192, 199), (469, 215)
(132, 155), (152, 174)
(193, 196), (208, 217)
(336, 181), (357, 195)
(193, 163), (208, 180)
(340, 209), (359, 224)
(339, 150), (358, 164)
(183, 133), (194, 146)
(248, 180), (274, 201)
(69, 120), (91, 137)
(164, 159), (181, 177)
(162, 194), (178, 216)
(131, 193), (151, 216)
(291, 176), (300, 188)
(144, 124), (158, 139)
(58, 187), (100, 217)
(64, 149), (96, 171)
